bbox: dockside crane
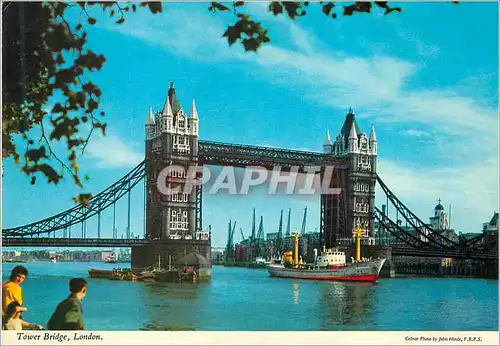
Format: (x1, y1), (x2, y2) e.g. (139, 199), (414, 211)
(250, 208), (256, 242)
(225, 219), (236, 264)
(225, 219), (232, 264)
(276, 209), (283, 256)
(257, 216), (265, 240)
(300, 207), (307, 235)
(285, 208), (291, 237)
(249, 208), (257, 260)
(255, 215), (265, 257)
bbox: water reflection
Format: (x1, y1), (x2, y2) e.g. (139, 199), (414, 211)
(292, 283), (299, 305)
(142, 281), (206, 301)
(321, 282), (376, 329)
(138, 281), (209, 330)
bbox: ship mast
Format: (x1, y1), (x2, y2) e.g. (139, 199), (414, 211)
(353, 226), (363, 262)
(294, 233), (299, 266)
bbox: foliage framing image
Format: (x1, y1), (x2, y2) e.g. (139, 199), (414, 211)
(2, 1), (402, 204)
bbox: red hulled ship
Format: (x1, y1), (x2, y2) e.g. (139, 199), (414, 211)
(267, 227), (386, 283)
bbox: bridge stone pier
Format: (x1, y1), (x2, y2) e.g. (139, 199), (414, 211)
(131, 240), (211, 271)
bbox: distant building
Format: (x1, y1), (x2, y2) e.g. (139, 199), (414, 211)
(429, 199), (449, 230)
(101, 250), (114, 261)
(211, 247), (225, 265)
(483, 212), (498, 233)
(439, 229), (459, 243)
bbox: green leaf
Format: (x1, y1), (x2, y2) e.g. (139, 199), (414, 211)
(25, 147), (48, 162)
(242, 38), (259, 52)
(223, 25), (242, 45)
(145, 2), (163, 14)
(73, 193), (93, 206)
(268, 2), (283, 16)
(38, 164), (62, 184)
(209, 2), (230, 12)
(322, 3), (335, 16)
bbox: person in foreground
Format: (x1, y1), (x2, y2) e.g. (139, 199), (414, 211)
(3, 301), (43, 331)
(47, 278), (87, 330)
(2, 266), (28, 315)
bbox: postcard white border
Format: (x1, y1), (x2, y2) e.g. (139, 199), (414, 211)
(1, 331), (499, 346)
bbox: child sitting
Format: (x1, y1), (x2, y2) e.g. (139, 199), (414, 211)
(2, 301), (43, 330)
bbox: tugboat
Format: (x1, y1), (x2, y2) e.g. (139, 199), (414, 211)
(267, 226), (386, 282)
(104, 252), (118, 264)
(247, 256), (270, 269)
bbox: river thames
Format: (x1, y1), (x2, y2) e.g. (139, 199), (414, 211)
(1, 262), (497, 331)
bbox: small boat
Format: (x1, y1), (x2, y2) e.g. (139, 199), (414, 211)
(267, 227), (386, 283)
(109, 272), (123, 281)
(88, 268), (132, 280)
(247, 257), (270, 269)
(104, 252), (118, 264)
(139, 254), (169, 282)
(122, 272), (138, 281)
(50, 257), (57, 263)
(88, 269), (114, 279)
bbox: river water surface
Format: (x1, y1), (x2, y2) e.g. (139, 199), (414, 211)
(1, 261), (497, 331)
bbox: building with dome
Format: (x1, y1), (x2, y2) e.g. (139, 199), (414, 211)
(429, 199), (450, 231)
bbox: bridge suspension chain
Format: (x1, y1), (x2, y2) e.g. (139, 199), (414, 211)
(2, 160), (145, 237)
(376, 175), (459, 249)
(373, 207), (433, 249)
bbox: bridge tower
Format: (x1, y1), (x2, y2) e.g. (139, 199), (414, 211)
(145, 82), (199, 240)
(322, 109), (377, 247)
(133, 82), (209, 270)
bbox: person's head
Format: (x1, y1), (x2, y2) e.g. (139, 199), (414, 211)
(69, 278), (87, 300)
(10, 266), (28, 285)
(4, 301), (26, 320)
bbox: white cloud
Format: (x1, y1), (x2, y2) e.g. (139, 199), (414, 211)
(98, 9), (250, 63)
(84, 132), (143, 168)
(405, 129), (429, 137)
(396, 27), (440, 58)
(95, 4), (495, 143)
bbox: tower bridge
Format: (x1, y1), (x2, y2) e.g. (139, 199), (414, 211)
(2, 83), (497, 272)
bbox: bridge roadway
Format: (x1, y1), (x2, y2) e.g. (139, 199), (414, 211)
(2, 238), (497, 261)
(391, 246), (498, 261)
(1, 237), (209, 248)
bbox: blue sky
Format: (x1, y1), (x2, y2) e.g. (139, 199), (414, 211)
(2, 2), (498, 248)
